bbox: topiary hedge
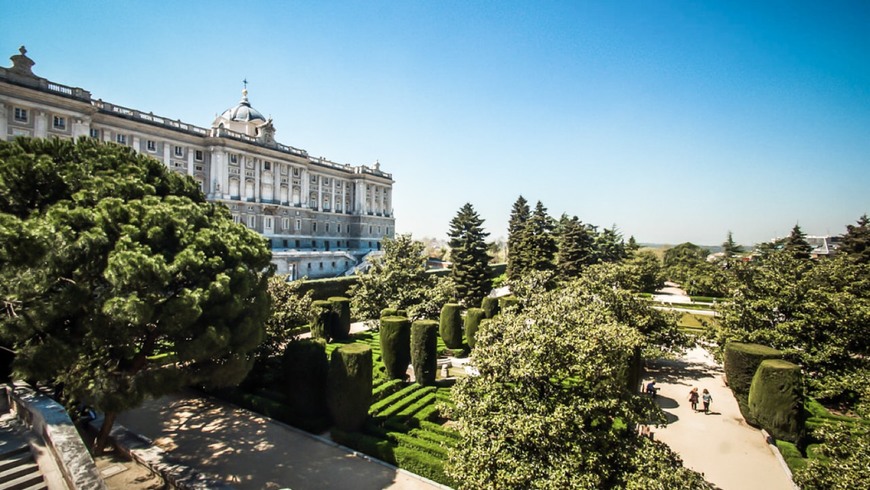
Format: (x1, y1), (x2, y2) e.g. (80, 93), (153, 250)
(481, 296), (499, 319)
(411, 320), (438, 386)
(439, 303), (463, 349)
(328, 296), (351, 340)
(310, 300), (334, 340)
(281, 338), (328, 419)
(724, 342), (783, 422)
(380, 316), (412, 380)
(749, 359), (804, 443)
(464, 308), (485, 349)
(498, 296), (520, 313)
(381, 307), (399, 318)
(327, 343), (373, 432)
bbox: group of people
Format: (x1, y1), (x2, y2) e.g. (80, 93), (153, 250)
(645, 380), (713, 414)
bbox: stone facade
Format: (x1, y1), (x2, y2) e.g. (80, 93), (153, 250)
(0, 47), (395, 279)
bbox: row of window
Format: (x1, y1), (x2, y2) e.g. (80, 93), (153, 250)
(13, 107), (69, 131)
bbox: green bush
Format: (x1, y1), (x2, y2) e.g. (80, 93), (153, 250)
(327, 344), (373, 432)
(281, 338), (328, 418)
(724, 342), (783, 422)
(370, 384), (420, 415)
(381, 307), (399, 318)
(464, 308), (485, 349)
(380, 316), (412, 380)
(328, 296), (351, 340)
(310, 300), (334, 340)
(498, 296), (520, 312)
(439, 303), (463, 349)
(396, 309), (407, 317)
(372, 378), (405, 402)
(481, 296), (499, 319)
(412, 320), (439, 386)
(749, 359), (805, 443)
(298, 276), (358, 300)
(331, 429), (396, 464)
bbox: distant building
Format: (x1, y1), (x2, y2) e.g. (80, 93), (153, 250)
(0, 46), (395, 279)
(806, 235), (840, 258)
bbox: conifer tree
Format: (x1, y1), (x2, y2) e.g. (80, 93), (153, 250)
(722, 231), (743, 258)
(840, 214), (870, 264)
(595, 225), (627, 263)
(521, 201), (557, 273)
(506, 196), (530, 281)
(448, 203), (491, 306)
(557, 215), (596, 279)
(784, 224), (813, 259)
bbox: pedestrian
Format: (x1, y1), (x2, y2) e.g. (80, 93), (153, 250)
(646, 380), (657, 398)
(688, 387), (699, 411)
(702, 388), (712, 414)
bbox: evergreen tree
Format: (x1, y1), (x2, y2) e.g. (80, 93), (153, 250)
(784, 224), (813, 259)
(448, 203), (491, 306)
(506, 196), (530, 281)
(840, 214), (870, 264)
(626, 235), (640, 255)
(521, 201), (557, 273)
(595, 225), (627, 263)
(722, 231), (743, 258)
(557, 215), (596, 279)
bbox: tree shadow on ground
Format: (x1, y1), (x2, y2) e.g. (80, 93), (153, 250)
(645, 357), (721, 386)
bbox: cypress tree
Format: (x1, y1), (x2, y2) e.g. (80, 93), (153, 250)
(380, 316), (412, 380)
(448, 203), (491, 306)
(411, 320), (439, 386)
(439, 303), (464, 349)
(506, 196), (531, 281)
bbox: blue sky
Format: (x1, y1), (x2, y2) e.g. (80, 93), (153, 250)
(3, 1), (868, 246)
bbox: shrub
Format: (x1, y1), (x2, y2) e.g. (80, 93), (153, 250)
(396, 309), (408, 317)
(298, 276), (358, 300)
(498, 295), (520, 312)
(464, 308), (485, 349)
(724, 342), (783, 422)
(281, 338), (328, 418)
(310, 300), (334, 340)
(331, 429), (396, 464)
(370, 384), (420, 415)
(380, 316), (412, 380)
(749, 359), (805, 443)
(327, 344), (373, 432)
(481, 296), (499, 319)
(372, 378), (405, 402)
(439, 303), (463, 349)
(412, 320), (439, 386)
(381, 307), (399, 318)
(328, 296), (351, 340)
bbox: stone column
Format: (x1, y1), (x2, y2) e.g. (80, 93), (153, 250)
(163, 144), (171, 168)
(317, 174), (323, 211)
(341, 180), (347, 214)
(187, 149), (195, 176)
(0, 104), (8, 141)
(301, 169), (310, 208)
(331, 178), (336, 212)
(254, 158), (261, 202)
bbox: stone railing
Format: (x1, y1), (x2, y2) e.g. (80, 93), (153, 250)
(92, 100), (210, 136)
(3, 382), (107, 490)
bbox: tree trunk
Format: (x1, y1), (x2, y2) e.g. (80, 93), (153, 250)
(93, 411), (116, 456)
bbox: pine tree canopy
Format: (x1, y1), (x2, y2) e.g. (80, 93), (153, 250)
(506, 195), (530, 281)
(448, 203), (490, 306)
(784, 223), (813, 259)
(840, 214), (870, 264)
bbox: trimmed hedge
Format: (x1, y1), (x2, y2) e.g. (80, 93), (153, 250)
(464, 308), (485, 349)
(370, 383), (420, 415)
(327, 344), (373, 432)
(439, 303), (463, 349)
(381, 307), (399, 318)
(749, 359), (804, 443)
(481, 296), (499, 319)
(281, 338), (328, 418)
(724, 342), (782, 422)
(310, 300), (334, 340)
(328, 296), (351, 340)
(498, 296), (520, 312)
(372, 378), (405, 402)
(298, 276), (358, 300)
(411, 320), (439, 386)
(380, 316), (412, 380)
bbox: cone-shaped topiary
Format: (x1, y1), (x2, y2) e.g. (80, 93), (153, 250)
(440, 303), (464, 349)
(310, 300), (334, 340)
(281, 338), (328, 418)
(498, 296), (520, 313)
(749, 359), (804, 443)
(464, 308), (486, 349)
(327, 343), (372, 432)
(380, 316), (412, 380)
(724, 342), (783, 422)
(481, 296), (499, 319)
(328, 296), (351, 340)
(411, 320), (439, 386)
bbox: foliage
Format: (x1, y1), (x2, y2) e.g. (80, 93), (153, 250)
(723, 342), (783, 422)
(446, 271), (708, 489)
(839, 214), (870, 264)
(721, 231), (743, 258)
(411, 320), (439, 386)
(480, 296), (499, 319)
(407, 275), (457, 321)
(309, 300), (333, 340)
(448, 203), (491, 306)
(281, 338), (328, 419)
(328, 296), (351, 340)
(520, 201), (557, 274)
(506, 195), (531, 281)
(327, 343), (373, 432)
(261, 276), (313, 359)
(784, 224), (813, 260)
(556, 215), (597, 279)
(439, 303), (464, 350)
(464, 307), (485, 349)
(593, 225), (627, 263)
(348, 234), (433, 321)
(380, 316), (412, 380)
(612, 250), (664, 293)
(662, 242), (727, 296)
(794, 423), (870, 490)
(748, 359), (804, 443)
(0, 138), (272, 448)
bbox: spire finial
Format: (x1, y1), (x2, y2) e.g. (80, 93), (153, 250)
(242, 78), (249, 99)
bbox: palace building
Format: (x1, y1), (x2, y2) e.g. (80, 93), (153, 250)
(0, 46), (395, 279)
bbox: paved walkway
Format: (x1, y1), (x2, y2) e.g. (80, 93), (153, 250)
(646, 347), (795, 490)
(117, 394), (443, 490)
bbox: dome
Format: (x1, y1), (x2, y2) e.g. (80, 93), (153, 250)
(219, 89), (266, 123)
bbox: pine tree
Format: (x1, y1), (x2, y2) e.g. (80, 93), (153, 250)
(521, 201), (557, 273)
(722, 231), (743, 257)
(626, 235), (640, 255)
(506, 196), (530, 281)
(784, 224), (813, 259)
(840, 214), (870, 264)
(557, 216), (596, 279)
(595, 225), (627, 263)
(448, 203), (491, 306)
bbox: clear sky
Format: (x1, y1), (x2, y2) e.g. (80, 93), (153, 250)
(3, 1), (868, 246)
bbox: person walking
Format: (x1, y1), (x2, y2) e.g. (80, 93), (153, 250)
(688, 387), (699, 412)
(702, 388), (712, 414)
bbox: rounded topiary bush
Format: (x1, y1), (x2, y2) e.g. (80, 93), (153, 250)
(327, 343), (373, 432)
(498, 296), (520, 313)
(281, 338), (328, 418)
(464, 308), (486, 349)
(310, 300), (334, 340)
(748, 359), (804, 443)
(481, 296), (499, 319)
(411, 320), (439, 386)
(439, 303), (463, 349)
(380, 316), (412, 380)
(328, 296), (351, 340)
(724, 342), (783, 423)
(380, 307), (398, 318)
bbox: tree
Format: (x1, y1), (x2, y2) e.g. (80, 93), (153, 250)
(784, 223), (813, 259)
(840, 214), (870, 264)
(348, 234), (433, 321)
(521, 201), (557, 273)
(594, 225), (627, 263)
(260, 276), (313, 359)
(0, 138), (272, 452)
(446, 272), (707, 488)
(626, 235), (640, 255)
(721, 231), (743, 258)
(448, 203), (491, 306)
(794, 423), (870, 489)
(556, 215), (596, 279)
(506, 196), (531, 281)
